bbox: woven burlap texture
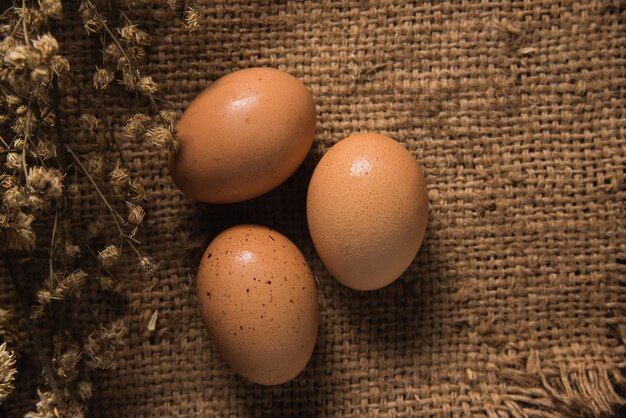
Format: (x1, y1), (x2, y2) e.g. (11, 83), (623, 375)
(4, 0), (626, 417)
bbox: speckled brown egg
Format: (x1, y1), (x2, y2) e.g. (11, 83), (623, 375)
(169, 68), (316, 203)
(196, 225), (319, 385)
(307, 132), (429, 291)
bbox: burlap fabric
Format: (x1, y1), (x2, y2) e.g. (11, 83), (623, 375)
(3, 0), (626, 416)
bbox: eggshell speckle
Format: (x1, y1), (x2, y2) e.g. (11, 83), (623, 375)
(196, 225), (319, 385)
(307, 132), (429, 291)
(170, 68), (316, 203)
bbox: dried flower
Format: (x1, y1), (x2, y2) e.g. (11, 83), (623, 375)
(32, 34), (59, 59)
(119, 25), (151, 46)
(123, 113), (151, 137)
(0, 342), (17, 402)
(129, 179), (145, 201)
(93, 67), (114, 90)
(64, 243), (81, 261)
(138, 256), (158, 275)
(77, 381), (92, 401)
(35, 270), (88, 309)
(167, 0), (181, 11)
(109, 164), (129, 197)
(27, 166), (63, 201)
(79, 1), (105, 34)
(5, 152), (22, 170)
(24, 390), (59, 418)
(87, 217), (105, 238)
(184, 6), (199, 32)
(98, 275), (115, 292)
(87, 154), (105, 179)
(39, 0), (63, 20)
(79, 113), (99, 132)
(137, 75), (158, 95)
(55, 342), (81, 383)
(51, 55), (70, 75)
(98, 245), (120, 268)
(32, 139), (57, 160)
(145, 125), (178, 153)
(0, 211), (36, 252)
(126, 202), (144, 225)
(84, 320), (126, 369)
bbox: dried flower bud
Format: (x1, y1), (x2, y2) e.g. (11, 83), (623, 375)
(119, 24), (151, 46)
(129, 179), (145, 201)
(87, 217), (105, 238)
(31, 67), (51, 85)
(167, 0), (181, 11)
(87, 154), (105, 179)
(145, 125), (178, 153)
(98, 275), (115, 292)
(120, 66), (138, 90)
(123, 113), (151, 137)
(137, 75), (158, 95)
(64, 244), (81, 261)
(0, 211), (36, 252)
(159, 110), (178, 129)
(0, 175), (17, 189)
(55, 345), (81, 382)
(126, 202), (145, 226)
(110, 163), (130, 196)
(79, 2), (106, 33)
(26, 166), (63, 201)
(51, 55), (70, 75)
(5, 95), (21, 107)
(24, 390), (57, 418)
(138, 256), (158, 275)
(77, 381), (92, 401)
(127, 46), (146, 63)
(5, 153), (21, 170)
(184, 7), (200, 32)
(93, 67), (114, 90)
(4, 46), (29, 70)
(84, 320), (127, 369)
(67, 183), (80, 197)
(3, 187), (27, 210)
(32, 139), (57, 160)
(40, 0), (63, 19)
(98, 245), (120, 268)
(80, 113), (99, 132)
(0, 342), (16, 402)
(103, 42), (120, 65)
(32, 34), (59, 59)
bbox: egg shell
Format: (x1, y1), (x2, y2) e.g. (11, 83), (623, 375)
(170, 68), (316, 203)
(306, 132), (429, 291)
(196, 225), (319, 385)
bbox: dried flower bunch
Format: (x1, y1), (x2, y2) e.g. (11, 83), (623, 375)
(0, 0), (195, 415)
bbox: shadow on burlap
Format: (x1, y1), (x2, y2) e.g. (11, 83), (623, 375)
(4, 0), (626, 417)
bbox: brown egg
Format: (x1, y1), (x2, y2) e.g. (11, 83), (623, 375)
(196, 225), (319, 385)
(170, 68), (316, 203)
(307, 133), (429, 291)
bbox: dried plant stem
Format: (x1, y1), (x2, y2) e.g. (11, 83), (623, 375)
(48, 208), (58, 286)
(65, 145), (140, 247)
(4, 257), (64, 409)
(87, 1), (166, 126)
(66, 73), (128, 168)
(20, 0), (29, 44)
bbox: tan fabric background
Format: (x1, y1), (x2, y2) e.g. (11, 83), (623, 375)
(4, 0), (626, 416)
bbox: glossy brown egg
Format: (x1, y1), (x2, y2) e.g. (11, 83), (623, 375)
(196, 225), (319, 385)
(169, 68), (316, 203)
(307, 132), (429, 291)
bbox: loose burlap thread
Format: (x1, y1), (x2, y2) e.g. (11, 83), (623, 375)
(3, 1), (626, 417)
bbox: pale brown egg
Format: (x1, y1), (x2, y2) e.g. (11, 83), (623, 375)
(169, 68), (316, 203)
(196, 225), (319, 385)
(307, 133), (429, 291)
